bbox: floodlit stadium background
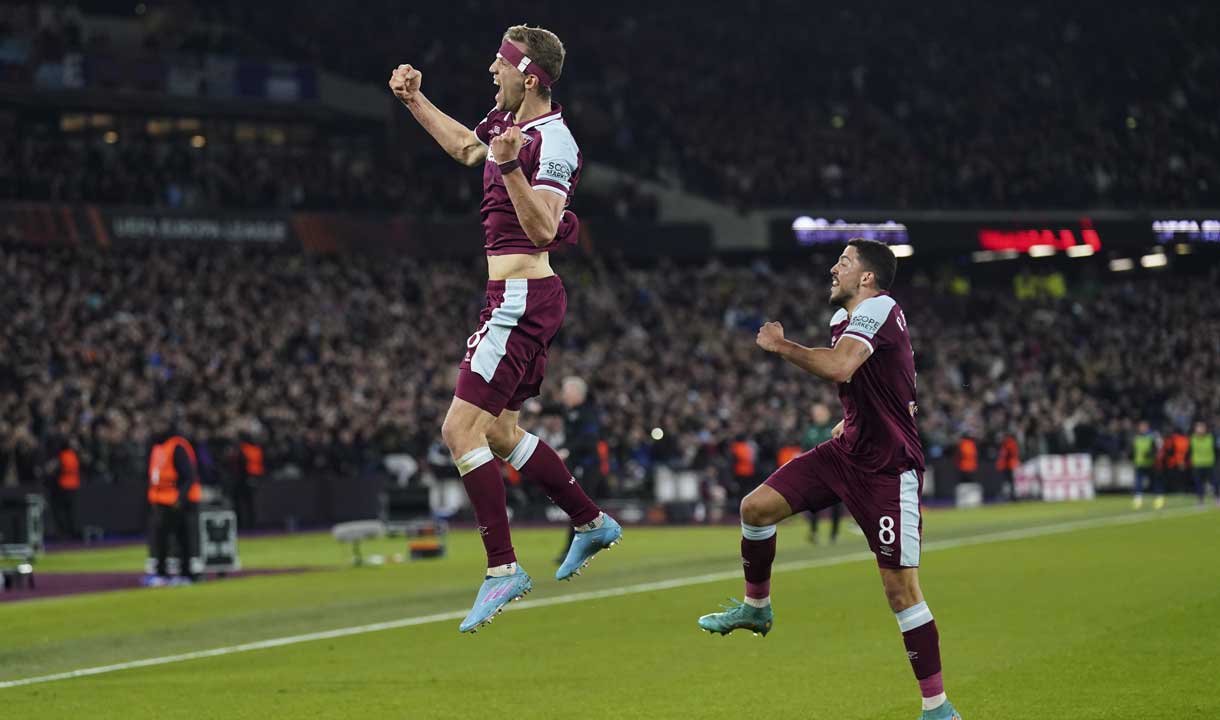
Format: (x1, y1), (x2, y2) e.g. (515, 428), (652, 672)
(1, 2), (1218, 718)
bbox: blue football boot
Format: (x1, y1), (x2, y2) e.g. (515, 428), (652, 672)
(697, 598), (774, 636)
(919, 701), (962, 720)
(556, 514), (622, 581)
(458, 568), (533, 633)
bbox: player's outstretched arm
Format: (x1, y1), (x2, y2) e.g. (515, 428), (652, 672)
(756, 321), (871, 383)
(389, 64), (487, 167)
(490, 126), (564, 247)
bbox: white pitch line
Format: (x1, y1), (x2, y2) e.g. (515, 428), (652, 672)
(0, 505), (1203, 690)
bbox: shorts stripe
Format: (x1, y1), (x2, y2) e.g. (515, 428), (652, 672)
(899, 469), (921, 567)
(470, 279), (529, 383)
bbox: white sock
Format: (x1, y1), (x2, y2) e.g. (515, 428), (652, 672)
(486, 562), (517, 577)
(575, 512), (605, 532)
(744, 596), (770, 608)
(922, 693), (947, 711)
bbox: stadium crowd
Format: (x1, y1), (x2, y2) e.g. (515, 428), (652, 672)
(1, 1), (1218, 209)
(3, 242), (1217, 499)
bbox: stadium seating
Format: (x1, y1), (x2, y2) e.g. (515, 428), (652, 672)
(2, 242), (1216, 501)
(1, 1), (1216, 209)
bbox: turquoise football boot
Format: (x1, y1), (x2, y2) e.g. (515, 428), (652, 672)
(697, 598), (774, 636)
(556, 514), (622, 581)
(458, 568), (533, 633)
(919, 700), (962, 720)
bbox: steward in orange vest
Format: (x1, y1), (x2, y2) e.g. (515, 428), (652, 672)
(48, 442), (81, 539)
(995, 435), (1019, 472)
(148, 435), (199, 581)
(957, 437), (979, 481)
(149, 436), (201, 505)
(730, 440), (756, 479)
(240, 442), (266, 478)
(233, 438), (265, 530)
(1161, 431), (1191, 493)
(58, 448), (81, 490)
(995, 434), (1019, 500)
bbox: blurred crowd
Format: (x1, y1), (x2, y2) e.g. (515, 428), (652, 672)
(0, 131), (428, 213)
(3, 242), (1217, 500)
(2, 1), (1218, 210)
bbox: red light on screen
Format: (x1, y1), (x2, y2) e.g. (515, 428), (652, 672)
(978, 220), (1102, 251)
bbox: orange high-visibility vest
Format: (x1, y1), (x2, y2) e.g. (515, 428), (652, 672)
(1174, 434), (1190, 468)
(148, 437), (201, 505)
(1165, 434), (1190, 469)
(957, 438), (978, 473)
(730, 441), (756, 477)
(777, 445), (802, 468)
(596, 440), (610, 476)
(996, 436), (1019, 471)
(240, 442), (266, 477)
(58, 449), (81, 490)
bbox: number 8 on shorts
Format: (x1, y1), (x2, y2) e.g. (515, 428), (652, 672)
(879, 515), (896, 545)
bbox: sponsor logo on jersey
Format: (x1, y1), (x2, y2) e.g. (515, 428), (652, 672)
(848, 315), (883, 336)
(543, 160), (570, 182)
(879, 544), (894, 557)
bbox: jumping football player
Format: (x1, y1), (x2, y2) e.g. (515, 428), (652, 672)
(389, 25), (621, 634)
(696, 240), (962, 720)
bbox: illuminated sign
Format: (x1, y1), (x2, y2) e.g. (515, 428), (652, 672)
(1152, 219), (1220, 242)
(977, 219), (1101, 252)
(792, 217), (909, 246)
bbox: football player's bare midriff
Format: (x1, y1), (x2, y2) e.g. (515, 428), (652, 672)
(487, 251), (554, 281)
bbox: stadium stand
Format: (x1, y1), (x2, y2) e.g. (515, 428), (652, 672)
(1, 1), (1217, 209)
(1, 2), (1218, 530)
(3, 242), (1217, 504)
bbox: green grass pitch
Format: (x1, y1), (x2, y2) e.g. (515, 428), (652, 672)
(2, 497), (1217, 719)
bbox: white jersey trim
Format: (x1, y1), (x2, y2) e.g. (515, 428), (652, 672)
(520, 110), (563, 131)
(533, 184), (568, 197)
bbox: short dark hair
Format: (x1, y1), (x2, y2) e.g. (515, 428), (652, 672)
(847, 238), (897, 290)
(504, 25), (565, 98)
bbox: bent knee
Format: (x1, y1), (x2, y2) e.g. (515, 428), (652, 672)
(740, 492), (784, 527)
(441, 415), (476, 454)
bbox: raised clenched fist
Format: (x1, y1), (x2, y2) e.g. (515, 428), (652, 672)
(490, 126), (524, 164)
(756, 321), (786, 353)
(388, 64), (422, 103)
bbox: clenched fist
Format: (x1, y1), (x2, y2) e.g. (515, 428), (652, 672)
(756, 321), (786, 353)
(490, 126), (524, 164)
(388, 64), (422, 103)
